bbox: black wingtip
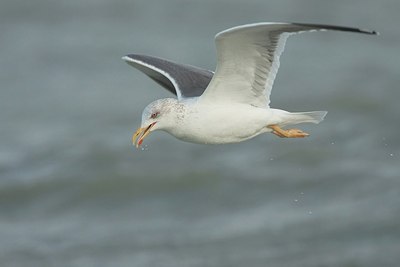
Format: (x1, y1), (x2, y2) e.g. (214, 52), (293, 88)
(292, 22), (379, 36)
(371, 30), (380, 36)
(357, 28), (379, 35)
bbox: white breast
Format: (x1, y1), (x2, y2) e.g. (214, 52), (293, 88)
(166, 101), (273, 144)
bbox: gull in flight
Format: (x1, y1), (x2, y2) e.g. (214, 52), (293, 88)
(123, 22), (377, 148)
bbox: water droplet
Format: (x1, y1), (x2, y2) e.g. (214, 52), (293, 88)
(382, 137), (388, 146)
(140, 145), (149, 151)
(300, 192), (304, 195)
(270, 158), (274, 161)
(308, 211), (313, 215)
(389, 153), (394, 157)
(331, 142), (335, 145)
(294, 199), (298, 202)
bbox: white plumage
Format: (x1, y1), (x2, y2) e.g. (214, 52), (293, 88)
(123, 22), (377, 147)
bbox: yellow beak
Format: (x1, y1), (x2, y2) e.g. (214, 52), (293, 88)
(132, 122), (157, 148)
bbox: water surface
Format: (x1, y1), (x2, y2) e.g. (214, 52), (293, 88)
(1, 0), (399, 266)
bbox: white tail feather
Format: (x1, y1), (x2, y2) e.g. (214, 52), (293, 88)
(281, 111), (327, 126)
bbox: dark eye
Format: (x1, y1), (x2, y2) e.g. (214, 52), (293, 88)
(150, 112), (160, 119)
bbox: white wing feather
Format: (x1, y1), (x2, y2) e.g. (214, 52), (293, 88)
(200, 22), (376, 108)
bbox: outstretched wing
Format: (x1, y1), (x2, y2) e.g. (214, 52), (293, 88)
(123, 54), (214, 99)
(200, 22), (377, 107)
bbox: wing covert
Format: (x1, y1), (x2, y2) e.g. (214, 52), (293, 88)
(200, 22), (377, 107)
(123, 54), (214, 99)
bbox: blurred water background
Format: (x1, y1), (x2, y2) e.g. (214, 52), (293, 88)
(1, 0), (399, 266)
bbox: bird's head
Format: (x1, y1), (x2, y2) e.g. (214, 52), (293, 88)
(132, 98), (178, 148)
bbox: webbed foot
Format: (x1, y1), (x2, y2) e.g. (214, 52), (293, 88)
(268, 125), (309, 138)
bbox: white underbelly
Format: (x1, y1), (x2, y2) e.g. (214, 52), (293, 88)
(167, 104), (275, 144)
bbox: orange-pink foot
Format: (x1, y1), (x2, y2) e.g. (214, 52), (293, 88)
(268, 125), (309, 138)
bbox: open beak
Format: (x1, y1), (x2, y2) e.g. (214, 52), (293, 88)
(132, 122), (157, 148)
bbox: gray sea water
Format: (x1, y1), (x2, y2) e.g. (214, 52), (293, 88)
(1, 0), (399, 266)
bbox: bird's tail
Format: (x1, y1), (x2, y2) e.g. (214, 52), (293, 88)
(280, 111), (328, 126)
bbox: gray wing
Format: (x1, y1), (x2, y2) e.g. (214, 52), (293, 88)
(200, 22), (377, 107)
(122, 54), (214, 99)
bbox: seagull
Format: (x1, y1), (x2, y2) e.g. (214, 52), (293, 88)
(123, 22), (377, 148)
